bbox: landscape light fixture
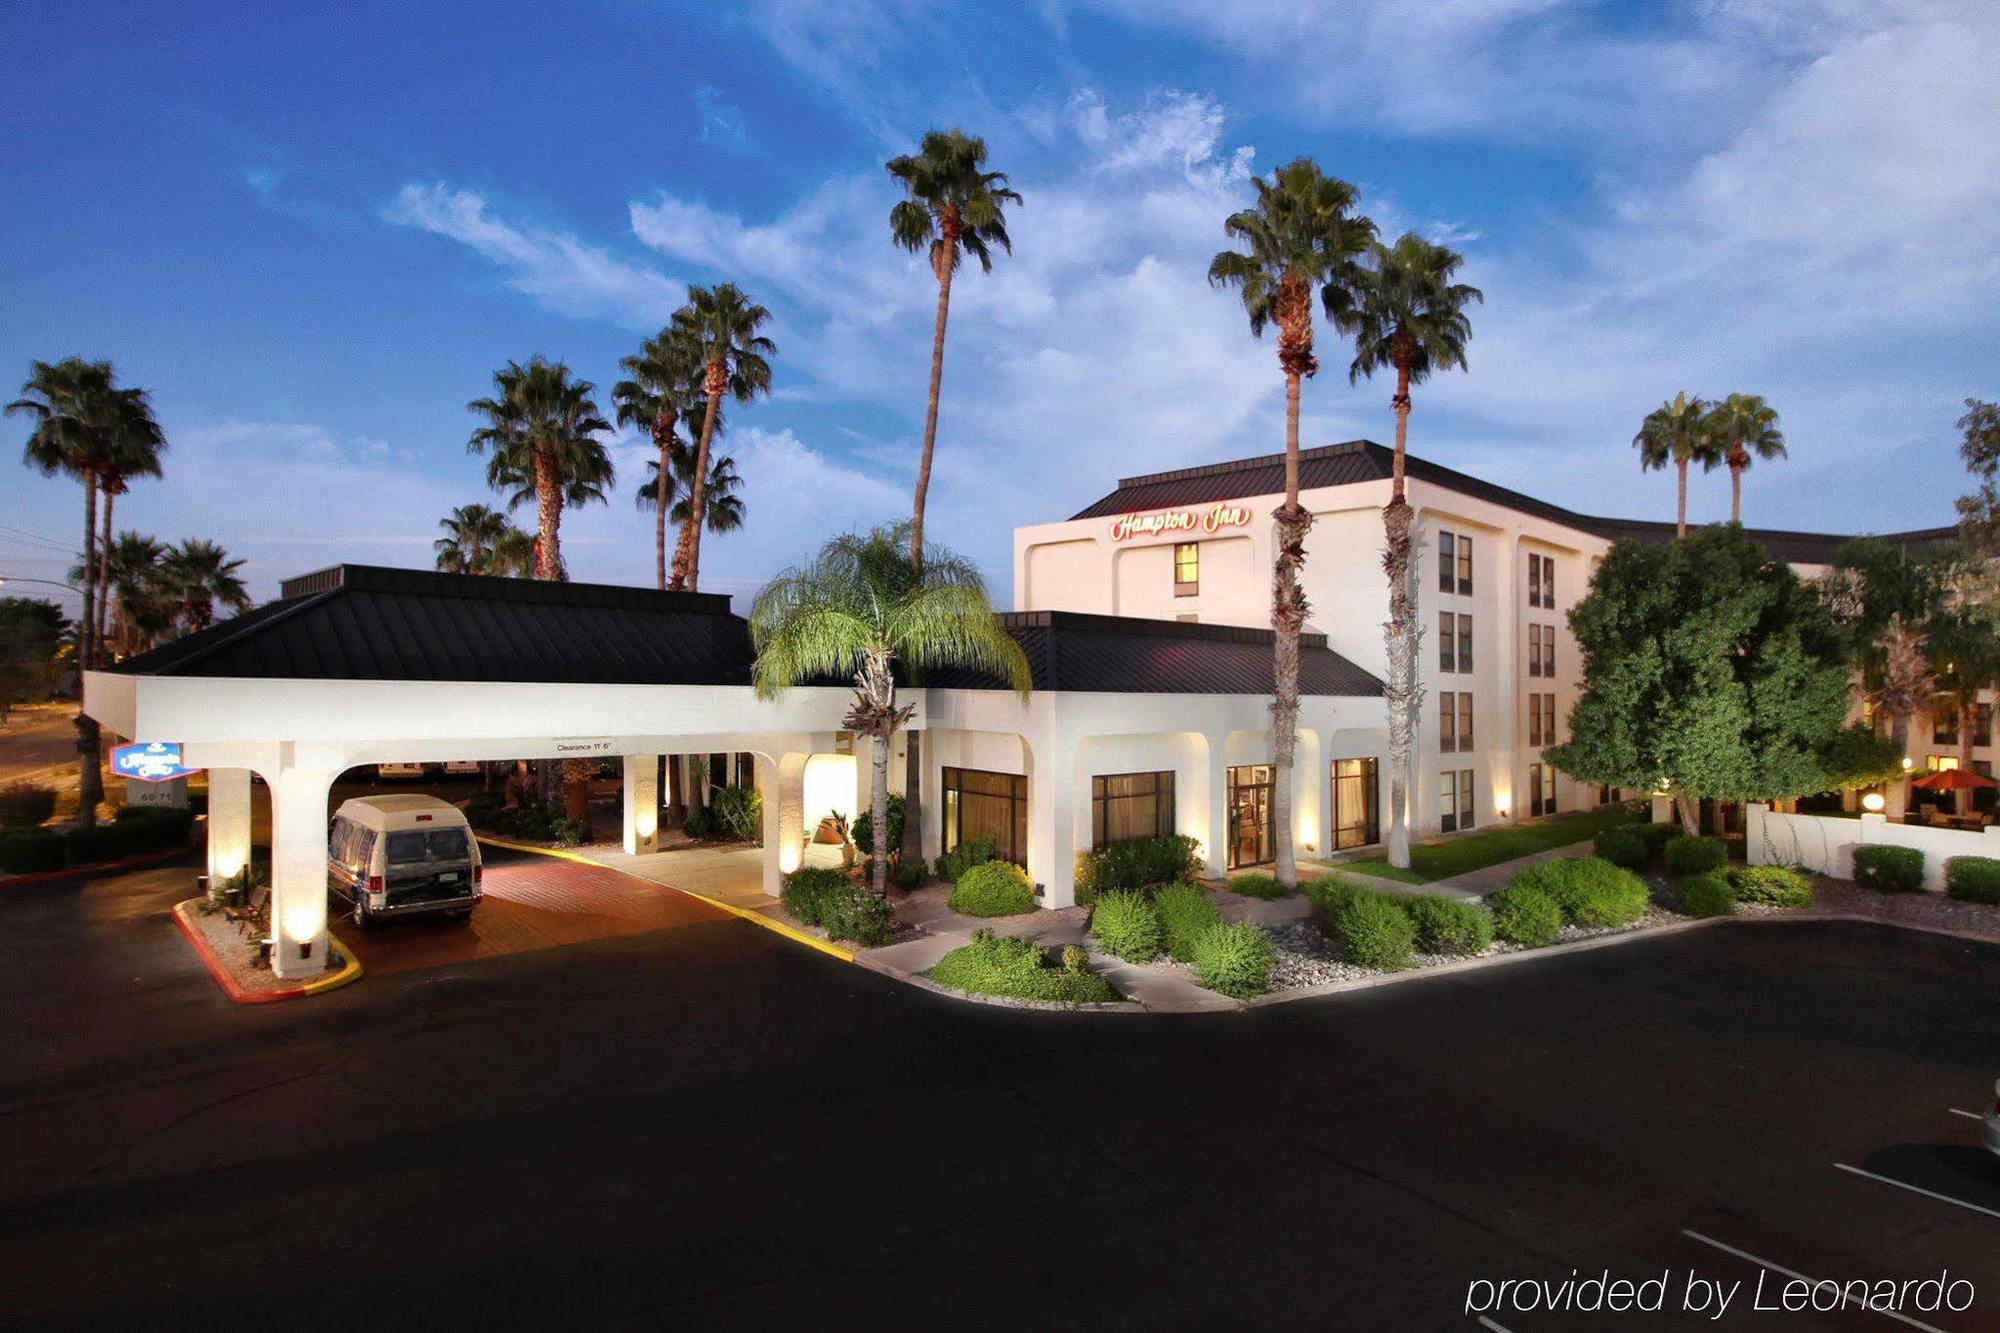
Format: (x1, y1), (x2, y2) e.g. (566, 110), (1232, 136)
(1861, 792), (1886, 812)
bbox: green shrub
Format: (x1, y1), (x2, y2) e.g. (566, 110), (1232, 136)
(817, 879), (895, 946)
(709, 784), (763, 842)
(1593, 824), (1648, 869)
(1404, 894), (1494, 956)
(1663, 835), (1728, 876)
(934, 837), (995, 884)
(1154, 881), (1223, 962)
(0, 827), (66, 874)
(891, 859), (927, 894)
(681, 807), (716, 840)
(1302, 874), (1364, 920)
(1724, 865), (1814, 908)
(1677, 872), (1737, 917)
(1509, 856), (1649, 927)
(1489, 884), (1563, 947)
(1189, 921), (1274, 998)
(780, 867), (849, 927)
(1090, 889), (1163, 962)
(1944, 856), (2000, 905)
(948, 860), (1036, 917)
(848, 794), (904, 858)
(1225, 872), (1297, 900)
(549, 815), (587, 847)
(1638, 822), (1679, 855)
(463, 792), (505, 829)
(1330, 892), (1417, 970)
(1076, 834), (1200, 896)
(1853, 844), (1924, 894)
(927, 929), (1119, 1005)
(0, 781), (57, 828)
(114, 805), (195, 851)
(63, 823), (138, 864)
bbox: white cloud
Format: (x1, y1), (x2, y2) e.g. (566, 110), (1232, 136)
(694, 86), (747, 147)
(383, 182), (682, 329)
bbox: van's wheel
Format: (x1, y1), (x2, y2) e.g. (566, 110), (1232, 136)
(452, 907), (475, 923)
(352, 899), (371, 930)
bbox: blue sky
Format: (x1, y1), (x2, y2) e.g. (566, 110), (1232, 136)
(5, 0), (1997, 614)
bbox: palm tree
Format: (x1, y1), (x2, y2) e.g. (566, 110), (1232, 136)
(1633, 392), (1721, 538)
(1703, 393), (1786, 524)
(670, 286), (774, 591)
(160, 539), (249, 633)
(72, 531), (168, 657)
(467, 357), (614, 581)
(1331, 232), (1483, 867)
(433, 503), (518, 575)
(750, 524), (1030, 898)
(613, 324), (708, 590)
(1208, 160), (1376, 887)
(9, 358), (164, 826)
(490, 526), (537, 578)
(652, 452), (745, 534)
(95, 432), (165, 651)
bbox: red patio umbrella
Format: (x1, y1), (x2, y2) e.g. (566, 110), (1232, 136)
(1910, 768), (1997, 791)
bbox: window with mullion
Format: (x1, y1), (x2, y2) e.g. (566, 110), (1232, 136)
(1091, 771), (1175, 847)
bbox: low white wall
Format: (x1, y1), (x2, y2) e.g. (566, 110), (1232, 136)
(1746, 803), (2000, 892)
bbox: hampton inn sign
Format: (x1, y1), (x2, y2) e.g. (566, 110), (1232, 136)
(1107, 503), (1254, 543)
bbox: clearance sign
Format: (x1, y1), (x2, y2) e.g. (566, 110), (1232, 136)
(1108, 502), (1253, 543)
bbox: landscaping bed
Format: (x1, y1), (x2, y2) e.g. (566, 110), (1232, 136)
(174, 897), (354, 1001)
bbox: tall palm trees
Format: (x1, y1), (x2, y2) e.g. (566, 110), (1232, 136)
(750, 525), (1029, 898)
(9, 358), (165, 826)
(1704, 392), (1786, 523)
(613, 324), (708, 590)
(1633, 392), (1720, 538)
(467, 357), (614, 581)
(159, 539), (249, 632)
(1333, 232), (1482, 868)
(433, 503), (521, 575)
(1209, 159), (1376, 888)
(639, 451), (745, 536)
(670, 285), (773, 592)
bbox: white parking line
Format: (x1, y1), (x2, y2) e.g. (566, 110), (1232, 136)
(1947, 1109), (1982, 1121)
(1834, 1162), (2000, 1222)
(1680, 1230), (1946, 1332)
(1475, 1318), (1514, 1332)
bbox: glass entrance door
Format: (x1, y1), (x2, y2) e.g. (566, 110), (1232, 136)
(1227, 765), (1274, 869)
(1331, 757), (1380, 850)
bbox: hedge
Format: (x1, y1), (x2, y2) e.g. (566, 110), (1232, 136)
(818, 879), (894, 946)
(948, 860), (1036, 917)
(1154, 881), (1222, 963)
(1329, 891), (1417, 970)
(1723, 865), (1814, 908)
(1302, 875), (1364, 920)
(1853, 844), (1924, 894)
(1404, 894), (1494, 956)
(1508, 856), (1649, 927)
(64, 823), (140, 864)
(1188, 921), (1274, 998)
(1224, 872), (1298, 900)
(1489, 883), (1563, 947)
(1089, 890), (1163, 962)
(0, 827), (66, 875)
(927, 928), (1119, 1005)
(934, 837), (995, 885)
(1593, 824), (1648, 869)
(1638, 822), (1679, 856)
(779, 867), (849, 927)
(114, 805), (196, 851)
(1944, 855), (2000, 905)
(0, 781), (57, 828)
(1663, 835), (1728, 876)
(1677, 872), (1737, 918)
(1075, 834), (1198, 897)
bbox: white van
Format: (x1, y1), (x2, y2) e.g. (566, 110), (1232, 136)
(327, 794), (482, 927)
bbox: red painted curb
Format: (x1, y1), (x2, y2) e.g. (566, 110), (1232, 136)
(171, 901), (305, 1005)
(1, 840), (197, 888)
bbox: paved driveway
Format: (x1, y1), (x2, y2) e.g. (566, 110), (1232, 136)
(4, 857), (1999, 1329)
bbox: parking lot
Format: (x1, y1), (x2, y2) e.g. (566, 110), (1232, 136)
(2, 853), (1997, 1328)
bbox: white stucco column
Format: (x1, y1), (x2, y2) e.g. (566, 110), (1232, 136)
(1027, 740), (1077, 908)
(762, 752), (810, 897)
(205, 766), (253, 886)
(622, 754), (660, 855)
(268, 762), (335, 980)
(1202, 732), (1229, 880)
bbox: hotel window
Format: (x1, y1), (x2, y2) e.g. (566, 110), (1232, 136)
(1934, 704), (1959, 746)
(1092, 771), (1175, 847)
(1173, 542), (1199, 596)
(1530, 763), (1558, 817)
(1458, 615), (1474, 673)
(1527, 553), (1556, 609)
(1978, 704), (1994, 747)
(1439, 612), (1473, 673)
(1540, 624), (1555, 677)
(1176, 613), (1198, 623)
(1442, 768), (1475, 833)
(1927, 754), (1960, 772)
(1540, 693), (1557, 748)
(1438, 530), (1472, 595)
(1528, 624), (1543, 677)
(1458, 692), (1474, 751)
(1331, 757), (1380, 850)
(941, 767), (1028, 867)
(1441, 691), (1473, 753)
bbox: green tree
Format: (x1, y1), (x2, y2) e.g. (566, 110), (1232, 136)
(613, 323), (707, 590)
(1956, 398), (2000, 560)
(0, 597), (68, 723)
(72, 531), (171, 657)
(750, 524), (1030, 899)
(433, 503), (521, 575)
(1331, 231), (1481, 869)
(1209, 158), (1375, 887)
(1925, 600), (2000, 788)
(160, 539), (249, 633)
(9, 358), (165, 826)
(1703, 392), (1785, 524)
(1826, 538), (1943, 770)
(670, 285), (774, 591)
(1548, 525), (1898, 833)
(467, 357), (614, 582)
(1633, 391), (1721, 538)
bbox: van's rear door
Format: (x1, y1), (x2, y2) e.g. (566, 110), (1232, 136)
(382, 828), (476, 905)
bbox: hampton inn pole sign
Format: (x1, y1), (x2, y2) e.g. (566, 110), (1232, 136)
(1107, 502), (1253, 543)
